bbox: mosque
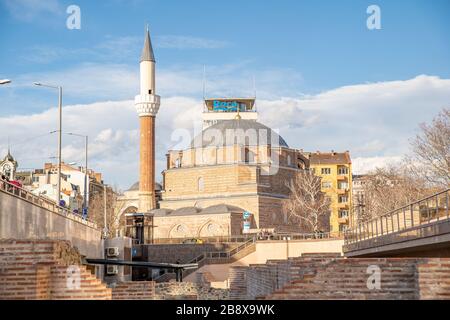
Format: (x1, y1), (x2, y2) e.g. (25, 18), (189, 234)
(118, 29), (311, 240)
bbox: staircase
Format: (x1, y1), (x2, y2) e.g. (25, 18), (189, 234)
(154, 237), (256, 282)
(0, 239), (112, 300)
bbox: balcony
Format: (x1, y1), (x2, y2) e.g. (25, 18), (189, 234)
(337, 188), (348, 195)
(337, 175), (348, 181)
(337, 202), (349, 209)
(338, 216), (349, 224)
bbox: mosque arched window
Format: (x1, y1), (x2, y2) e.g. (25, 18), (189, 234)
(198, 177), (204, 192)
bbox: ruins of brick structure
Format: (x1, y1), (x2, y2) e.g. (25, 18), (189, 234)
(0, 239), (227, 300)
(229, 253), (450, 299)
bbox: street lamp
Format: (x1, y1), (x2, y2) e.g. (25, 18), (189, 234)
(34, 82), (63, 205)
(103, 184), (108, 239)
(66, 133), (89, 217)
(0, 79), (11, 85)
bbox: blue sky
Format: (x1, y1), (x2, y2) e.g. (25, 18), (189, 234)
(0, 0), (449, 189)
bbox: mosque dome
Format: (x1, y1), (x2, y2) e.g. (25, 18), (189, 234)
(190, 119), (289, 149)
(127, 182), (162, 191)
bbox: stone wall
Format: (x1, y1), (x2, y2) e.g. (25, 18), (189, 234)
(143, 243), (240, 264)
(153, 212), (243, 239)
(0, 190), (103, 258)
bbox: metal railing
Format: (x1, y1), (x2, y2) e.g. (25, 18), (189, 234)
(202, 236), (256, 260)
(255, 232), (333, 241)
(0, 179), (97, 228)
(152, 235), (254, 244)
(154, 236), (257, 282)
(344, 188), (450, 245)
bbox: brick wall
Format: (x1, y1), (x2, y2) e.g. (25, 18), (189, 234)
(229, 253), (450, 300)
(0, 240), (111, 300)
(154, 282), (229, 300)
(112, 281), (155, 300)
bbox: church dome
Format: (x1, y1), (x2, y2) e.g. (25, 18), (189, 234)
(190, 119), (289, 149)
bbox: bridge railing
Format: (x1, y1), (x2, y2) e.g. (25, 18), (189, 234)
(0, 178), (97, 228)
(344, 189), (450, 245)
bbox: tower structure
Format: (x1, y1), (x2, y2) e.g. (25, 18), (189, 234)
(135, 27), (160, 212)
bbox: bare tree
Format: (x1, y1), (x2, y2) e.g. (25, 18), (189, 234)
(283, 170), (331, 234)
(409, 108), (450, 187)
(88, 186), (126, 238)
(357, 165), (428, 223)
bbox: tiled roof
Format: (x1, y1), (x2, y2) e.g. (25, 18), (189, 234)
(308, 151), (351, 165)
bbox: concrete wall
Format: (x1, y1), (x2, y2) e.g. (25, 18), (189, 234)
(0, 190), (102, 258)
(185, 238), (344, 283)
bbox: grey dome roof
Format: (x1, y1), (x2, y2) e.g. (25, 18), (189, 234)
(191, 119), (288, 148)
(150, 204), (244, 217)
(127, 182), (162, 191)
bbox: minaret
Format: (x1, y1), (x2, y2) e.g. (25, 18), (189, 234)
(135, 27), (160, 212)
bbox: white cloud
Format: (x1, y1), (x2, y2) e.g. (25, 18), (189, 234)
(1, 75), (449, 190)
(352, 156), (403, 174)
(2, 0), (62, 22)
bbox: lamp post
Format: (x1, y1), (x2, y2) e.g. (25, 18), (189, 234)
(67, 133), (89, 217)
(34, 83), (63, 205)
(103, 184), (108, 239)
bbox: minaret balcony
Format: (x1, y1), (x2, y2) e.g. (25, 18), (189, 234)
(135, 94), (161, 117)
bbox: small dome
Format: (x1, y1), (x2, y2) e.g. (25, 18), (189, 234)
(127, 182), (162, 191)
(190, 119), (289, 149)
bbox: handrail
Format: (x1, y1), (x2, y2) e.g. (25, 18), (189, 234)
(345, 188), (450, 245)
(154, 237), (257, 282)
(0, 178), (97, 228)
(152, 235), (254, 244)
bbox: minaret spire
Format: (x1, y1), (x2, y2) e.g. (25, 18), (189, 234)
(140, 25), (155, 63)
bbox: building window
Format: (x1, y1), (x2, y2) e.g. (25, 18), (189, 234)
(339, 210), (349, 218)
(175, 158), (181, 168)
(322, 181), (332, 189)
(338, 195), (348, 203)
(198, 177), (204, 192)
(339, 224), (348, 232)
(244, 147), (254, 163)
(287, 155), (291, 166)
(338, 167), (348, 175)
(338, 182), (349, 189)
(321, 168), (331, 175)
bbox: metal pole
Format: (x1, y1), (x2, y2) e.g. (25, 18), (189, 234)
(103, 185), (108, 238)
(84, 135), (88, 215)
(57, 86), (62, 206)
